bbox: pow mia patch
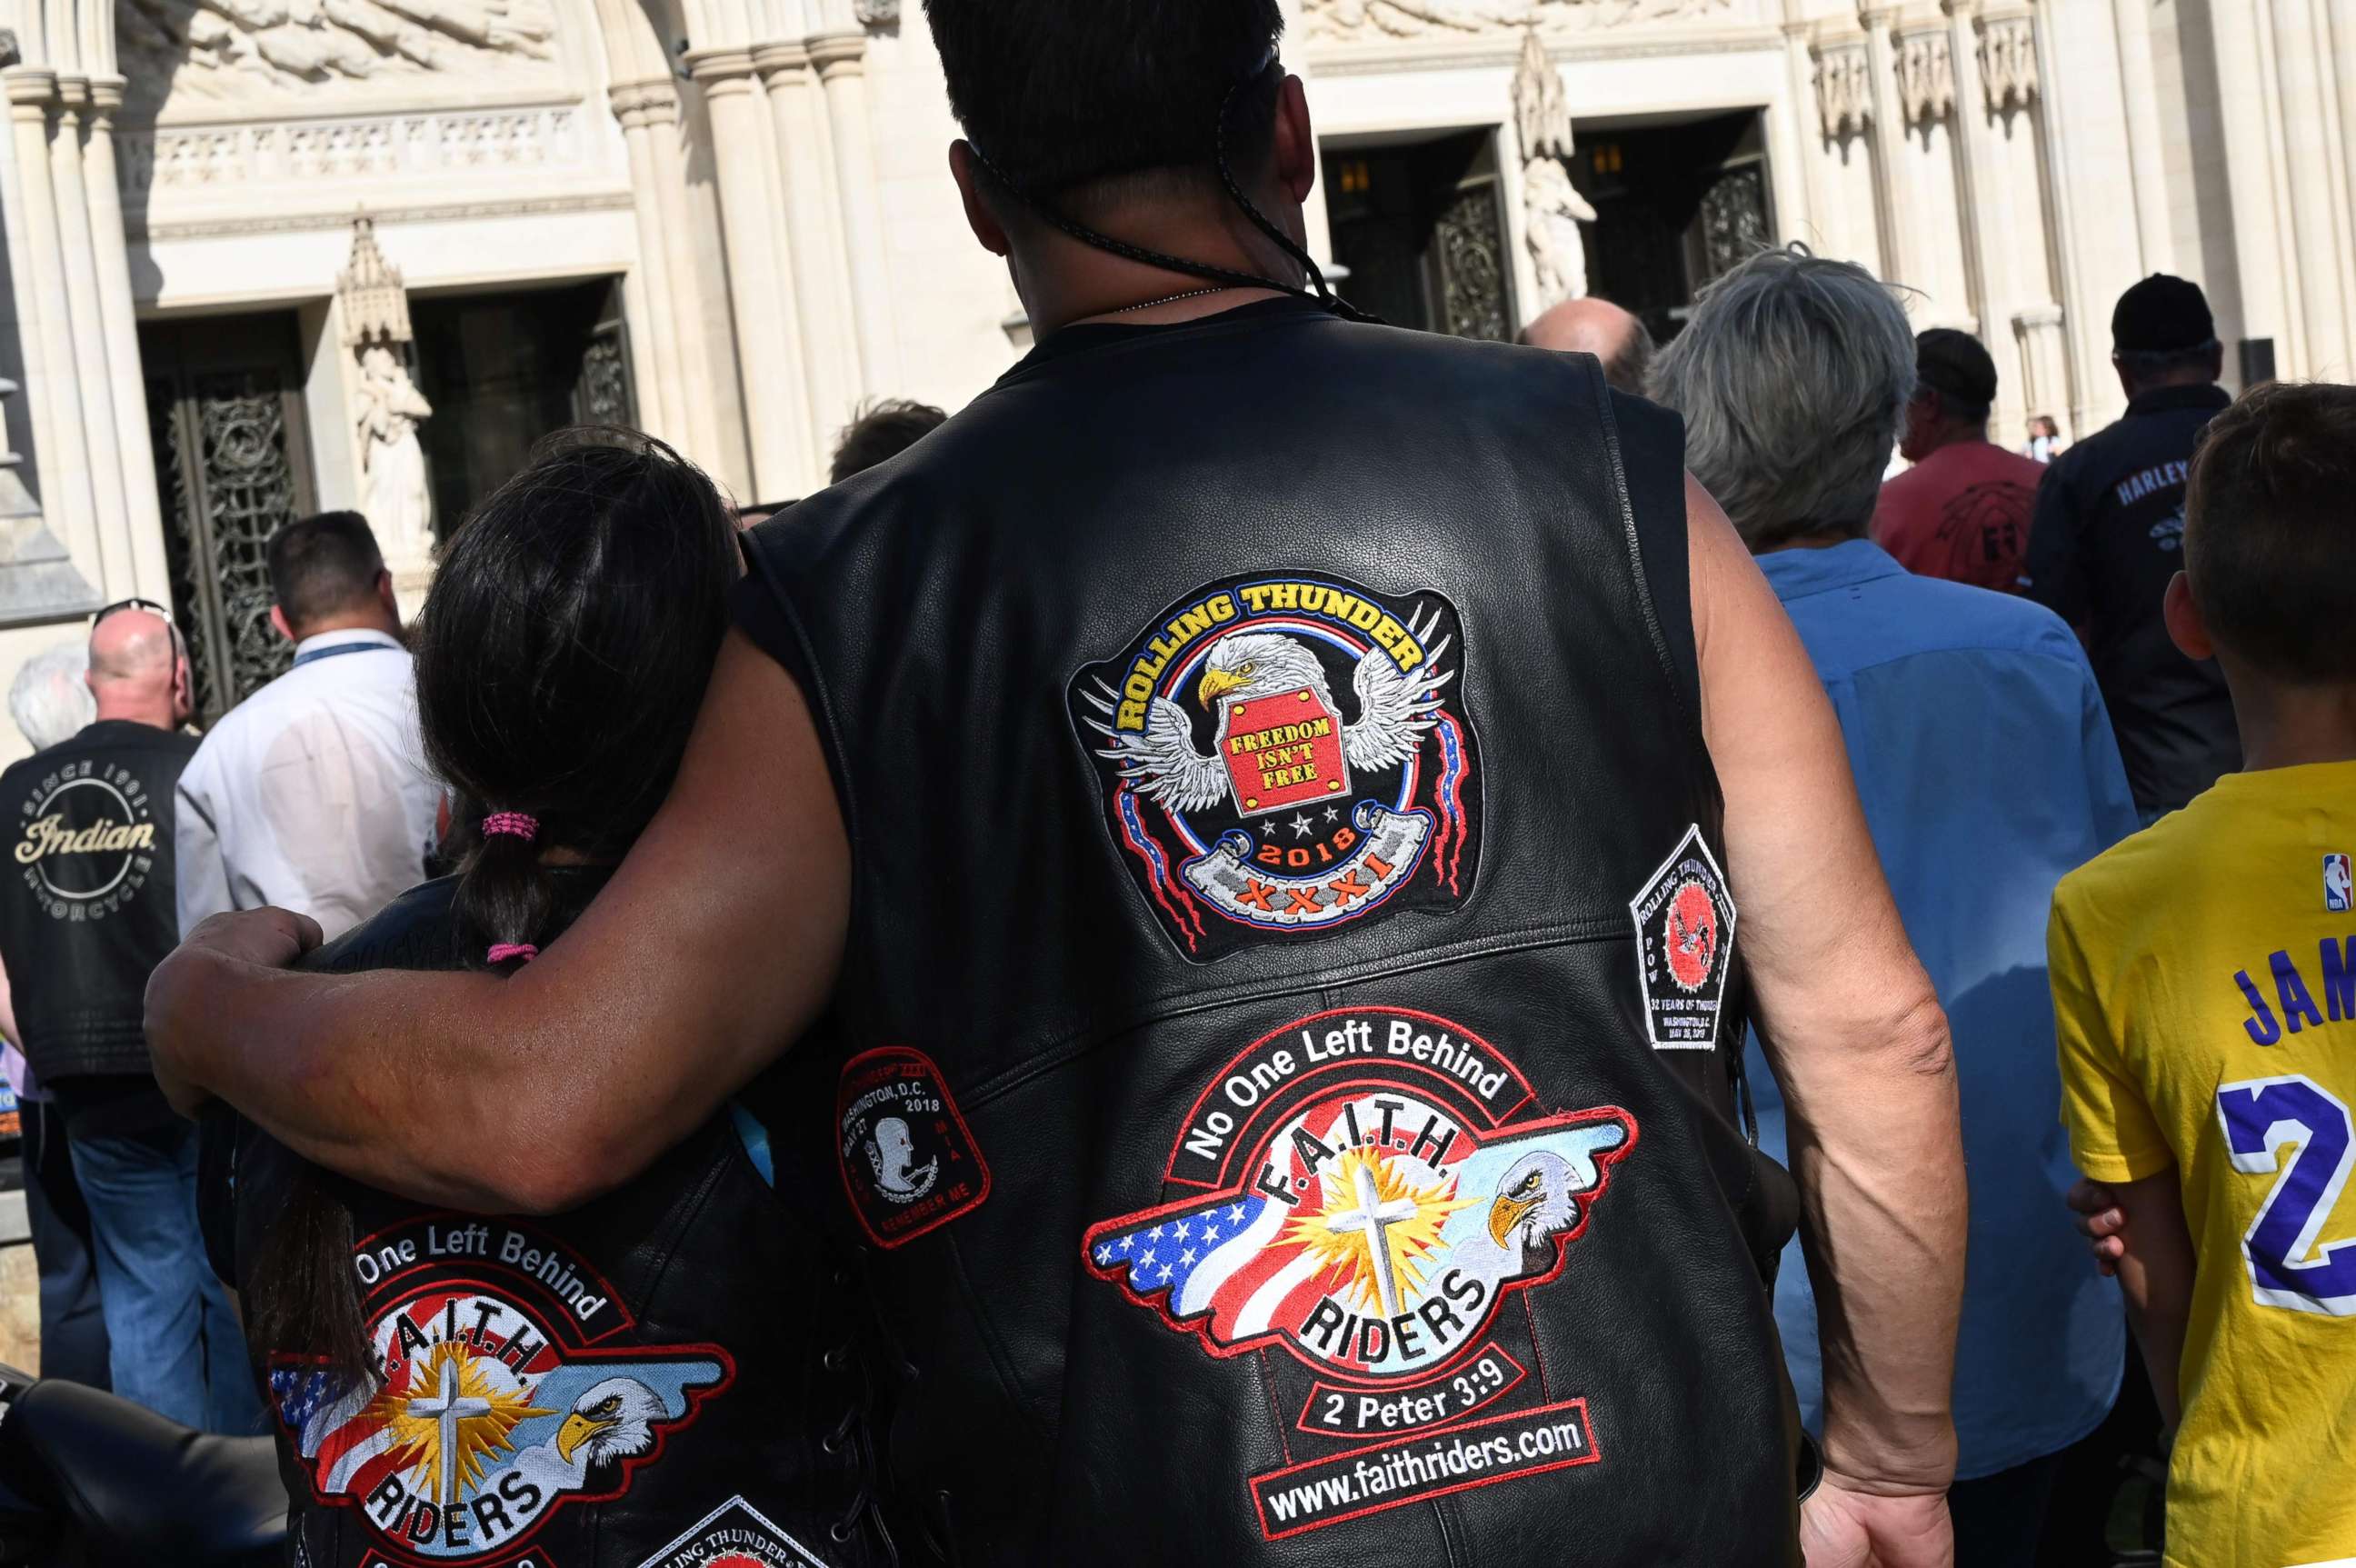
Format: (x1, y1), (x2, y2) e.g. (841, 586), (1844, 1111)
(835, 1047), (991, 1249)
(633, 1495), (831, 1568)
(1630, 824), (1736, 1050)
(1072, 573), (1482, 963)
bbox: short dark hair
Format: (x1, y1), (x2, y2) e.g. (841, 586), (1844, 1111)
(267, 511), (385, 630)
(923, 0), (1283, 205)
(2184, 381), (2356, 682)
(1914, 327), (1997, 422)
(830, 398), (949, 484)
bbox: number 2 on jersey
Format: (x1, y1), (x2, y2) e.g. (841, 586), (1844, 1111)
(2217, 1074), (2356, 1315)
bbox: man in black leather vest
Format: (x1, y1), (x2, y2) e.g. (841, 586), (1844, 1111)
(150, 4), (1967, 1563)
(0, 605), (259, 1433)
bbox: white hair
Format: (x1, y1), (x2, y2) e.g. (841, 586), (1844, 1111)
(9, 640), (95, 753)
(1646, 245), (1917, 551)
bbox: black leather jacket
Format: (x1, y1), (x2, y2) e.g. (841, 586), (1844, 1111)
(736, 299), (1805, 1563)
(210, 874), (896, 1568)
(0, 720), (199, 1083)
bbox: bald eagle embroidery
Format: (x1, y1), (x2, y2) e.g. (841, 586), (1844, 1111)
(1082, 614), (1456, 818)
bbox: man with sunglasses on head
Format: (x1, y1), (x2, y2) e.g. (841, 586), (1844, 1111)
(0, 600), (259, 1430)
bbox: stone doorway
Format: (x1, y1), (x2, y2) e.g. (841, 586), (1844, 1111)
(408, 276), (636, 537)
(139, 310), (318, 724)
(1323, 129), (1516, 340)
(1571, 109), (1773, 345)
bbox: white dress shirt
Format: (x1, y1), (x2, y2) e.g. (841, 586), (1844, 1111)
(175, 628), (442, 944)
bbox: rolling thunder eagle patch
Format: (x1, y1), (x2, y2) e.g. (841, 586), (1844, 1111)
(1072, 574), (1482, 962)
(1083, 1007), (1632, 1537)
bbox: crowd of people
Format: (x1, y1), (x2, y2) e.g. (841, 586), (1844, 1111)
(0, 3), (2344, 1566)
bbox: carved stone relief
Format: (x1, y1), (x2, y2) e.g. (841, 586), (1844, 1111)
(117, 0), (563, 121)
(1304, 0), (1732, 42)
(1894, 29), (1954, 129)
(1976, 15), (2037, 115)
(853, 0), (898, 26)
(1812, 39), (1871, 141)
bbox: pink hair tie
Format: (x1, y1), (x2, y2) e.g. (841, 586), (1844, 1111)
(481, 812), (538, 841)
(487, 943), (538, 965)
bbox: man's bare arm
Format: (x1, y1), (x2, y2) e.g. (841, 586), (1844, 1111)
(145, 632), (850, 1212)
(1687, 478), (1966, 1494)
(2108, 1169), (2194, 1433)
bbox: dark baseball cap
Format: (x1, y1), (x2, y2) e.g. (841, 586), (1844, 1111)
(2112, 274), (2216, 355)
(1915, 328), (1997, 416)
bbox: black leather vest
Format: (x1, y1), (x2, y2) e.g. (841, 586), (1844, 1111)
(0, 720), (199, 1083)
(741, 301), (1803, 1564)
(218, 876), (893, 1568)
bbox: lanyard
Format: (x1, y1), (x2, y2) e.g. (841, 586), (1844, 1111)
(293, 641), (401, 668)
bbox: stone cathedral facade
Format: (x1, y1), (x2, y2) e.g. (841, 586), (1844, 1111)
(0, 0), (2347, 751)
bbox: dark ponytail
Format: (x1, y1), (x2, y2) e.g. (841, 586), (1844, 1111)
(245, 427), (739, 1386)
(422, 427), (738, 970)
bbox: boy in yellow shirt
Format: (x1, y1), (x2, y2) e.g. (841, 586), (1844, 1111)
(2052, 379), (2356, 1568)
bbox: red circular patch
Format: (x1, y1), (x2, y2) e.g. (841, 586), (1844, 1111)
(1663, 882), (1717, 992)
(707, 1554), (774, 1568)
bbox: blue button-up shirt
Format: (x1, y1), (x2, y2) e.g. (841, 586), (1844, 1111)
(1745, 540), (2136, 1480)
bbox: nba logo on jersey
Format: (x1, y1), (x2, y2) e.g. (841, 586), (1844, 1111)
(2327, 854), (2353, 913)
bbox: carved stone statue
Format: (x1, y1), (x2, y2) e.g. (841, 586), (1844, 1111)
(118, 0), (561, 116)
(1512, 30), (1595, 310)
(354, 345), (434, 562)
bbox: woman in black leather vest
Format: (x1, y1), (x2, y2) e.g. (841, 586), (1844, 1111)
(208, 433), (896, 1568)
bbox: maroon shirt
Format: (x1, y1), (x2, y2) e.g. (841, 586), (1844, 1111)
(1872, 439), (2049, 594)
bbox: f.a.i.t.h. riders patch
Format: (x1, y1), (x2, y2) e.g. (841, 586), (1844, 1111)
(1083, 1007), (1630, 1539)
(1071, 574), (1482, 962)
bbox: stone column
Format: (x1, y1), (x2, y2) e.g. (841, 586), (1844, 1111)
(1859, 8), (1913, 290)
(2205, 0), (2301, 376)
(689, 48), (814, 496)
(610, 81), (690, 440)
(2, 70), (96, 561)
(48, 77), (133, 589)
(1890, 22), (1972, 324)
(0, 67), (65, 556)
(755, 41), (861, 444)
(1973, 9), (2069, 439)
(2032, 0), (2143, 426)
(2264, 0), (2356, 373)
(1810, 33), (1884, 278)
(2108, 0), (2177, 272)
(77, 75), (166, 595)
(1942, 0), (1999, 332)
(640, 89), (732, 473)
(809, 29), (901, 394)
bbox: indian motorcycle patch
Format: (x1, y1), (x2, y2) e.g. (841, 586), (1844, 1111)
(1082, 1006), (1632, 1537)
(1072, 574), (1481, 963)
(268, 1216), (733, 1568)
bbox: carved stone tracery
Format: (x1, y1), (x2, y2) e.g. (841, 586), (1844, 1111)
(1812, 38), (1871, 140)
(1894, 29), (1953, 128)
(1976, 14), (2037, 114)
(1303, 0), (1730, 42)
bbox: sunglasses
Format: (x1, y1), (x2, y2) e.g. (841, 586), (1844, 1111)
(91, 597), (188, 663)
